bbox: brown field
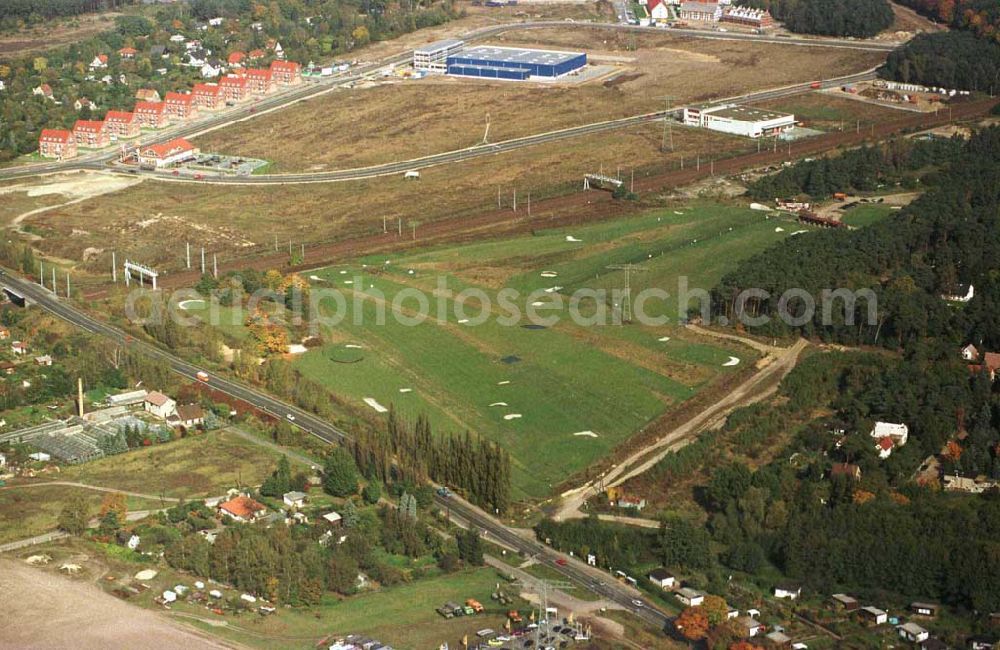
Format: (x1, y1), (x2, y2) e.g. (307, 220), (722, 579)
(0, 13), (120, 57)
(196, 28), (885, 171)
(759, 91), (907, 130)
(0, 558), (231, 649)
(31, 123), (752, 271)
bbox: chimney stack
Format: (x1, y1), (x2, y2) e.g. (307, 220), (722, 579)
(77, 378), (84, 418)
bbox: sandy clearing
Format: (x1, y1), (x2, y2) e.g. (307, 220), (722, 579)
(0, 560), (234, 649)
(363, 397), (388, 413)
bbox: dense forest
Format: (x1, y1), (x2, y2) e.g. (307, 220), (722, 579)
(894, 0), (1000, 40)
(0, 0), (137, 25)
(536, 347), (1000, 626)
(739, 0), (894, 37)
(711, 127), (1000, 351)
(881, 31), (1000, 90)
(532, 129), (1000, 625)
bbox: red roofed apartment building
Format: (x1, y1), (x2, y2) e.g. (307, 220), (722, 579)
(192, 83), (224, 110)
(217, 494), (267, 523)
(218, 74), (248, 103)
(163, 91), (199, 120)
(134, 100), (169, 129)
(72, 119), (110, 148)
(245, 68), (274, 95)
(38, 129), (77, 160)
(138, 137), (199, 168)
(269, 60), (301, 85)
(103, 110), (140, 140)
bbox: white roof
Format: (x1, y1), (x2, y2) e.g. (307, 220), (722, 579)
(871, 421), (907, 437)
(322, 511), (342, 522)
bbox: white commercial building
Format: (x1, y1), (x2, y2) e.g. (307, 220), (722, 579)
(413, 39), (465, 73)
(683, 104), (795, 138)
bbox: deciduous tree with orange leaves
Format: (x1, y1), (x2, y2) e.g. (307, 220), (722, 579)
(675, 606), (710, 641)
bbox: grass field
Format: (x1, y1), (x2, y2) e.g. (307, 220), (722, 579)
(0, 485), (161, 545)
(839, 203), (896, 227)
(59, 429), (299, 499)
(760, 92), (905, 131)
(155, 565), (518, 650)
(196, 28), (885, 171)
(249, 202), (800, 499)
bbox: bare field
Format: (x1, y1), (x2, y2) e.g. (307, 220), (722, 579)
(196, 29), (884, 171)
(0, 559), (231, 649)
(32, 124), (751, 270)
(0, 13), (120, 57)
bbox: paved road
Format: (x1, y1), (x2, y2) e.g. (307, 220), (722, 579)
(77, 68), (879, 187)
(0, 271), (673, 631)
(0, 19), (895, 184)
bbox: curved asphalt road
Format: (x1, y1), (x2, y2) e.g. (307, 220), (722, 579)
(0, 20), (895, 184)
(0, 271), (671, 630)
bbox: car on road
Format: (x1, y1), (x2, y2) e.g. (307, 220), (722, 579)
(286, 413), (296, 421)
(196, 371), (209, 382)
(555, 558), (567, 566)
(632, 599), (644, 607)
(437, 486), (452, 497)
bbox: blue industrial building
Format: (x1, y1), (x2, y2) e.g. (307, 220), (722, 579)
(446, 46), (586, 80)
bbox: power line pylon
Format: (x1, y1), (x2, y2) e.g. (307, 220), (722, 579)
(659, 95), (677, 152)
(605, 263), (649, 323)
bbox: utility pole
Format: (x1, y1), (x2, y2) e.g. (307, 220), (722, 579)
(186, 242), (191, 269)
(383, 216), (387, 233)
(51, 267), (55, 292)
(398, 217), (402, 237)
(659, 95), (676, 152)
(213, 254), (218, 279)
(39, 261), (43, 287)
(301, 243), (305, 260)
(513, 189), (517, 212)
(630, 168), (634, 193)
(201, 247), (206, 275)
(527, 191), (531, 217)
(481, 112), (491, 145)
(274, 234), (278, 251)
(605, 263), (649, 324)
(497, 186), (501, 210)
(112, 251), (117, 283)
(65, 272), (70, 299)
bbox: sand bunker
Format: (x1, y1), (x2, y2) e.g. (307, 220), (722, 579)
(565, 236), (582, 243)
(287, 344), (307, 354)
(363, 397), (388, 413)
(489, 402), (508, 407)
(544, 286), (563, 293)
(399, 388), (412, 393)
(775, 227), (785, 233)
(573, 431), (599, 438)
(134, 569), (158, 581)
(177, 299), (205, 310)
(503, 414), (522, 421)
(540, 271), (558, 278)
(723, 356), (741, 367)
(497, 380), (511, 385)
(658, 336), (671, 342)
(345, 344), (363, 349)
(532, 301), (545, 307)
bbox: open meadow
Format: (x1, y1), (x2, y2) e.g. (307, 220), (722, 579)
(178, 202), (813, 499)
(195, 28), (885, 171)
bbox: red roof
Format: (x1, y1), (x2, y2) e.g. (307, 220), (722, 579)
(73, 120), (105, 133)
(97, 54), (108, 64)
(164, 91), (193, 105)
(246, 68), (271, 80)
(192, 83), (220, 96)
(134, 100), (164, 114)
(119, 47), (137, 55)
(248, 49), (265, 59)
(647, 0), (665, 10)
(270, 60), (300, 74)
(984, 352), (1000, 372)
(228, 51), (245, 64)
(142, 137), (195, 159)
(219, 75), (247, 88)
(877, 437), (895, 451)
(39, 129), (72, 143)
(219, 495), (265, 519)
(39, 84), (53, 96)
(104, 110), (135, 123)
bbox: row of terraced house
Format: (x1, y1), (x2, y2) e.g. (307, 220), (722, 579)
(37, 60), (302, 161)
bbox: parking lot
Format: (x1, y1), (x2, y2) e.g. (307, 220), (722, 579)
(186, 153), (269, 176)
